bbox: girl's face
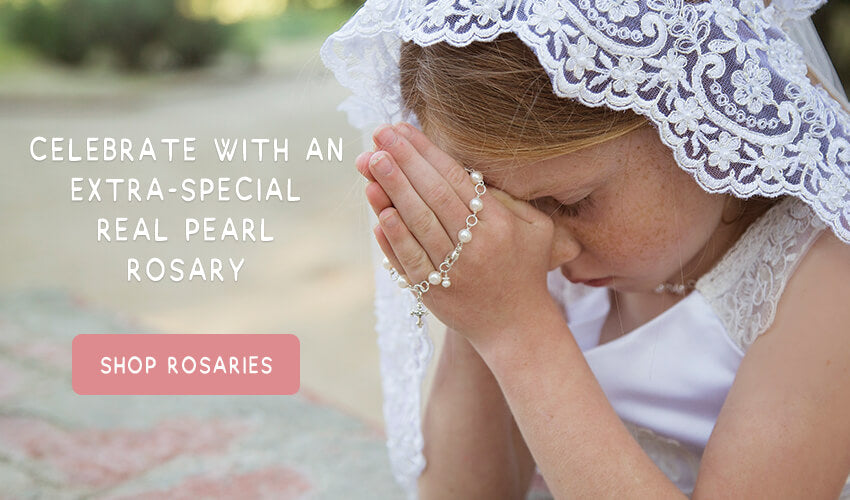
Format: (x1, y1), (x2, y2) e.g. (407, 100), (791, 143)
(456, 125), (740, 294)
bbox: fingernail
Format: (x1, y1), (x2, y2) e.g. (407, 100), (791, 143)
(375, 125), (397, 147)
(370, 152), (392, 176)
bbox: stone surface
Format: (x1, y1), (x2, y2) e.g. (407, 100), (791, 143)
(0, 291), (403, 499)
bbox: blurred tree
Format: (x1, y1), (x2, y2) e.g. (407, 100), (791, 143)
(10, 0), (96, 64)
(6, 0), (232, 70)
(162, 14), (230, 67)
(93, 0), (175, 69)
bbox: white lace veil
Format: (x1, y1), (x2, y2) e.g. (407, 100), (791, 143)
(320, 1), (850, 497)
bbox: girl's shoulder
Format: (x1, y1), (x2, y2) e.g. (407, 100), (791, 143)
(744, 224), (850, 360)
(804, 227), (850, 266)
(760, 205), (850, 335)
(696, 227), (850, 499)
(773, 228), (850, 327)
(696, 196), (828, 352)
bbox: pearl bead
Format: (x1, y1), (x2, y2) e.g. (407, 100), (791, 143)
(458, 228), (472, 243)
(382, 256), (392, 269)
(469, 197), (483, 213)
(428, 271), (442, 285)
(441, 278), (451, 288)
(470, 171), (483, 184)
(397, 275), (409, 288)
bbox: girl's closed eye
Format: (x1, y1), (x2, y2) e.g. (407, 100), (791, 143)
(533, 195), (594, 218)
(554, 195), (593, 217)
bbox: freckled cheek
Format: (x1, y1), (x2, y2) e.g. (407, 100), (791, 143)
(574, 203), (681, 271)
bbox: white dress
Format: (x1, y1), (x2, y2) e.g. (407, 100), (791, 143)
(544, 195), (850, 497)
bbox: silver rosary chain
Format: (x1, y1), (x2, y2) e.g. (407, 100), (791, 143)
(384, 168), (486, 327)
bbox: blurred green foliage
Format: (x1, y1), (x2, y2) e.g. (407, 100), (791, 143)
(243, 5), (358, 42)
(0, 0), (361, 71)
(2, 0), (232, 70)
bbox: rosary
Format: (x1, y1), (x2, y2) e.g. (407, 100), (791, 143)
(384, 168), (486, 327)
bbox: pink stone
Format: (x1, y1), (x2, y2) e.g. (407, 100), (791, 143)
(0, 416), (250, 488)
(111, 466), (312, 500)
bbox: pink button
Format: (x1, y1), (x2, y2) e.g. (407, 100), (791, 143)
(72, 334), (299, 395)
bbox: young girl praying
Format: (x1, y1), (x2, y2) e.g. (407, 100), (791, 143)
(322, 0), (850, 497)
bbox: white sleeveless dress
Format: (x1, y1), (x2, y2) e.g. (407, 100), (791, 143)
(544, 195), (850, 497)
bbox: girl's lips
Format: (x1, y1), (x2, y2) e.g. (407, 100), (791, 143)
(560, 268), (613, 287)
(581, 277), (612, 287)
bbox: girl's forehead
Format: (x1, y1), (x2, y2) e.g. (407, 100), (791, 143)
(430, 122), (651, 198)
(498, 138), (641, 192)
(474, 151), (619, 200)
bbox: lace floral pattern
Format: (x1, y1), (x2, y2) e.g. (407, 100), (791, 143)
(321, 0), (850, 245)
(696, 196), (826, 352)
(373, 246), (434, 497)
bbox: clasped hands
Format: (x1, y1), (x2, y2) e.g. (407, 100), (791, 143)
(356, 122), (557, 345)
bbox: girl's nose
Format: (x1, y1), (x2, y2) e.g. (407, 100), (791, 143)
(549, 224), (582, 269)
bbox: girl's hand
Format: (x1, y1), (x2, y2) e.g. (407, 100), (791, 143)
(356, 122), (557, 344)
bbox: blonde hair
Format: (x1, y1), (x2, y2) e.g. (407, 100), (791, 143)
(399, 32), (647, 166)
(399, 31), (780, 224)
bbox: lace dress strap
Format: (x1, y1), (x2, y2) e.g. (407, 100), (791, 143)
(695, 197), (827, 353)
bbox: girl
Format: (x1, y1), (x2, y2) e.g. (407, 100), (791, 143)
(323, 0), (850, 497)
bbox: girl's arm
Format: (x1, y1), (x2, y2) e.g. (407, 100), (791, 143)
(473, 297), (686, 499)
(419, 327), (536, 499)
(473, 231), (850, 499)
(689, 230), (850, 499)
